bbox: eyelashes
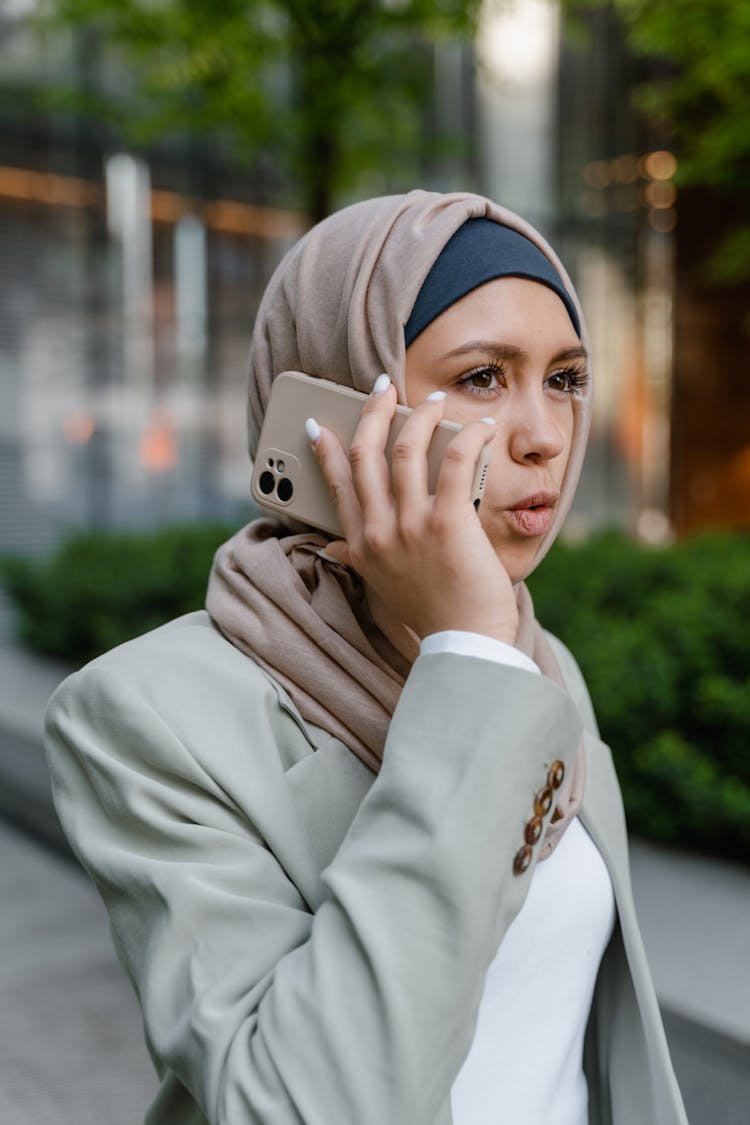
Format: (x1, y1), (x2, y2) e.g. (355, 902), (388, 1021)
(456, 363), (504, 395)
(548, 366), (590, 396)
(456, 361), (590, 398)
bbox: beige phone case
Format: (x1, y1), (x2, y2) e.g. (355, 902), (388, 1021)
(251, 371), (492, 537)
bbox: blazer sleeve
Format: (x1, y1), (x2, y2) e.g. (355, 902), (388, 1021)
(45, 640), (583, 1125)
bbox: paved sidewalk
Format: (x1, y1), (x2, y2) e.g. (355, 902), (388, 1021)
(0, 821), (157, 1125)
(0, 641), (748, 1124)
(629, 841), (750, 1045)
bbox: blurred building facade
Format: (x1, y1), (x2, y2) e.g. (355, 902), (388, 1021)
(0, 0), (745, 577)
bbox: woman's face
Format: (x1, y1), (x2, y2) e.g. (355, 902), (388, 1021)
(405, 277), (588, 583)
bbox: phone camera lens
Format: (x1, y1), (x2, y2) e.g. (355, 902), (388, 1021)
(277, 477), (294, 503)
(258, 470), (275, 495)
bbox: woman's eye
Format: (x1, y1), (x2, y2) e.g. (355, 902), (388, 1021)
(547, 367), (589, 396)
(457, 365), (503, 395)
(547, 371), (569, 392)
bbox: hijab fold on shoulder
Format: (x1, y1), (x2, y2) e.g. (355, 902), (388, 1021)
(208, 189), (592, 860)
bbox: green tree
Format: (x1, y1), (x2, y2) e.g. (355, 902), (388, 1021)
(562, 0), (750, 280)
(38, 0), (481, 221)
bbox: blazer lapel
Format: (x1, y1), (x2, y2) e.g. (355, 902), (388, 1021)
(579, 729), (632, 900)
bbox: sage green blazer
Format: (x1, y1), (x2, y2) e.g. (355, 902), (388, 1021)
(45, 610), (688, 1125)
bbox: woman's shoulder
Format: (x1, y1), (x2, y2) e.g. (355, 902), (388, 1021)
(50, 610), (273, 705)
(53, 612), (281, 697)
(45, 611), (317, 777)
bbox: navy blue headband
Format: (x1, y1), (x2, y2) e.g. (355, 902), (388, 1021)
(404, 218), (580, 346)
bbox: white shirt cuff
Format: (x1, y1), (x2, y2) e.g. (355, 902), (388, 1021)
(419, 630), (541, 676)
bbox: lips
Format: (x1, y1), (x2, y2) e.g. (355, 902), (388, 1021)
(504, 491), (559, 537)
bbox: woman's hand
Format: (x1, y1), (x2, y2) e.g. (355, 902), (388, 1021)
(307, 376), (519, 645)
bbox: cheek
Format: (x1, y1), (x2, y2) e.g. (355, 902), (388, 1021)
(476, 456), (510, 515)
(404, 368), (431, 405)
(558, 406), (576, 469)
(441, 390), (490, 426)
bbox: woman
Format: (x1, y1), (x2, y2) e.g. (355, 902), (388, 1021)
(45, 190), (688, 1125)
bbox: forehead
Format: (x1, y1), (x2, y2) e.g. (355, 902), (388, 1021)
(410, 277), (580, 352)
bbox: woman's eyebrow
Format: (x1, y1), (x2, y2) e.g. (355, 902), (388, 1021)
(551, 345), (589, 364)
(442, 341), (525, 360)
(441, 341), (589, 364)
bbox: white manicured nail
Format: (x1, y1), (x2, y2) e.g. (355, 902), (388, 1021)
(305, 417), (321, 444)
(372, 373), (391, 395)
(480, 417), (496, 425)
(426, 391), (446, 402)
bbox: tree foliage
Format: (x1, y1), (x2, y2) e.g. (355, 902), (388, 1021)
(38, 0), (482, 220)
(562, 0), (750, 280)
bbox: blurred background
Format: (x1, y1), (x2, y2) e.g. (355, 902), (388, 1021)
(2, 0), (749, 573)
(0, 1), (748, 1122)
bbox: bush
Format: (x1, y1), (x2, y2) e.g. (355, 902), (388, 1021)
(527, 530), (750, 862)
(1, 524), (237, 667)
(2, 524), (749, 862)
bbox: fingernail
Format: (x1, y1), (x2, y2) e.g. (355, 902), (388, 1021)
(372, 373), (391, 395)
(305, 417), (321, 444)
(480, 417), (496, 425)
(426, 391), (446, 402)
(317, 548), (343, 565)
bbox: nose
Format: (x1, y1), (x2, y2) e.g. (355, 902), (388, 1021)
(507, 388), (566, 465)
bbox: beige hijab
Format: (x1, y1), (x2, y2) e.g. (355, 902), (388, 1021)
(208, 190), (592, 859)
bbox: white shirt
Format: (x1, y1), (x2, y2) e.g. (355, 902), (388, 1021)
(420, 632), (616, 1125)
(451, 817), (615, 1125)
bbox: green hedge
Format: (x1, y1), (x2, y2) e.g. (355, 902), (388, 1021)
(527, 530), (750, 862)
(0, 524), (236, 667)
(2, 525), (749, 862)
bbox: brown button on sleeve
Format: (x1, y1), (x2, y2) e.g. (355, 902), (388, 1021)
(513, 844), (533, 876)
(524, 815), (544, 845)
(533, 787), (553, 817)
(547, 760), (565, 790)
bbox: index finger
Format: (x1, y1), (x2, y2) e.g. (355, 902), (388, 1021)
(346, 379), (397, 527)
(307, 418), (363, 542)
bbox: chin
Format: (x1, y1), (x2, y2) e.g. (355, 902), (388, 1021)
(481, 508), (548, 584)
(494, 540), (540, 586)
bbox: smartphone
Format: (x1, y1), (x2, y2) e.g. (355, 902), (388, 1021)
(251, 371), (492, 537)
